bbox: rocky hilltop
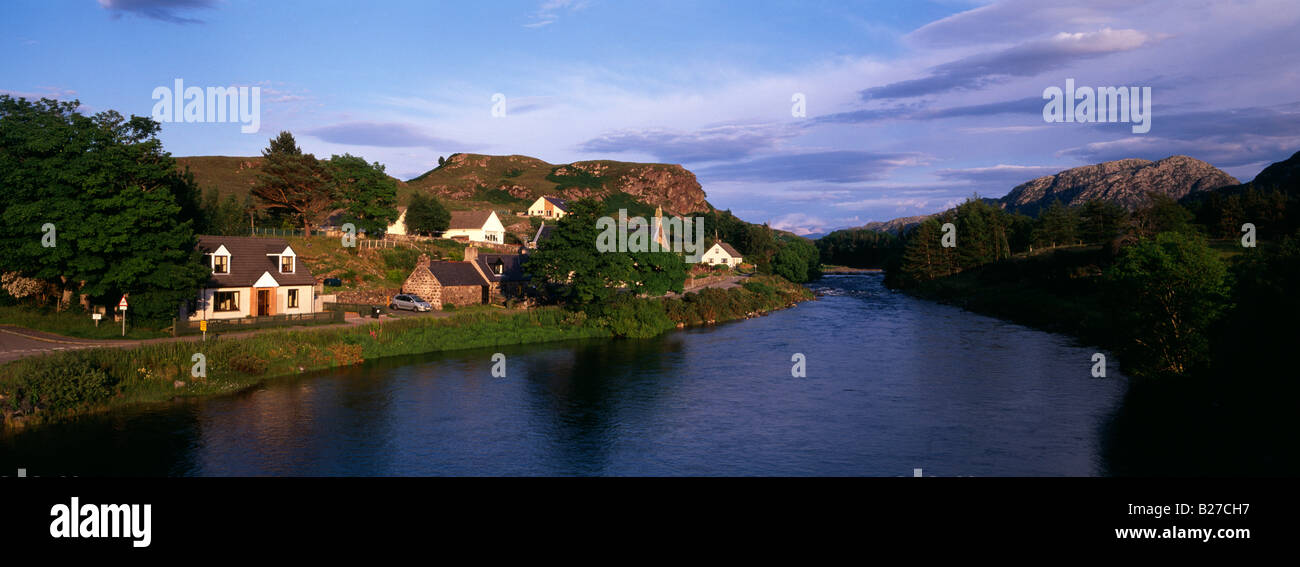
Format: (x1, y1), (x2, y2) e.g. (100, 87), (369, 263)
(407, 153), (711, 215)
(999, 155), (1238, 216)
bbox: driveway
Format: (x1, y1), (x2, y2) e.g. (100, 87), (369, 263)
(0, 326), (122, 365)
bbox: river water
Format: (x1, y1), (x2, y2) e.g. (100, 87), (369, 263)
(0, 274), (1129, 476)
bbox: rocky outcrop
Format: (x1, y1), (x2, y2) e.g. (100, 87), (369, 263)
(999, 155), (1238, 216)
(408, 153), (711, 215)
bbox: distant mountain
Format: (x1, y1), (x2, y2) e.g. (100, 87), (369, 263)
(998, 155), (1238, 217)
(831, 155), (1241, 237)
(856, 214), (938, 235)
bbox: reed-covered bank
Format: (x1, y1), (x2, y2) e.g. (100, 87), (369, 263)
(1, 275), (812, 431)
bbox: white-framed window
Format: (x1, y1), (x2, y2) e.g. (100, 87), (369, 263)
(287, 288), (299, 308)
(280, 255), (294, 273)
(213, 255), (229, 274)
(215, 291), (239, 312)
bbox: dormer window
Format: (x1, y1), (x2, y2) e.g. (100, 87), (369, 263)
(213, 255), (229, 274)
(491, 260), (505, 275)
(280, 256), (294, 274)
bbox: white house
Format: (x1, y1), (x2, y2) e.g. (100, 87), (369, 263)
(443, 210), (506, 244)
(527, 196), (569, 219)
(701, 242), (744, 267)
(182, 236), (318, 320)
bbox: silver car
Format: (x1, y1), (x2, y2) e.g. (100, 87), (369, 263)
(390, 294), (432, 312)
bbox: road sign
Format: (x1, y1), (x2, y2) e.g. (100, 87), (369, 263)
(118, 295), (129, 310)
(92, 313), (102, 320)
(199, 320), (207, 332)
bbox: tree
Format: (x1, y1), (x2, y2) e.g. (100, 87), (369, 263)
(1105, 231), (1230, 377)
(895, 219), (951, 285)
(328, 154), (399, 235)
(250, 131), (334, 235)
(405, 193), (451, 236)
(1034, 200), (1078, 248)
(0, 95), (210, 321)
(771, 236), (820, 283)
(525, 198), (633, 306)
(1077, 199), (1129, 244)
(629, 251), (686, 295)
(1132, 193), (1195, 238)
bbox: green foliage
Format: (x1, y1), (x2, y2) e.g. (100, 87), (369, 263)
(198, 187), (250, 236)
(0, 95), (212, 323)
(3, 353), (116, 414)
(600, 295), (675, 338)
(815, 228), (900, 268)
(328, 153), (400, 235)
(526, 198), (634, 306)
(1077, 199), (1129, 244)
(629, 251), (687, 295)
(547, 166), (605, 190)
(1034, 200), (1079, 248)
(1106, 231), (1230, 377)
(251, 131), (335, 234)
(405, 193), (451, 235)
(771, 235), (820, 283)
(601, 193), (656, 218)
(473, 184), (530, 207)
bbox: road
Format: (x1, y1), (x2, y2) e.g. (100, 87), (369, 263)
(0, 326), (122, 365)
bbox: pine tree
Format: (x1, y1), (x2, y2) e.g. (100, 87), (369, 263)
(251, 131), (335, 235)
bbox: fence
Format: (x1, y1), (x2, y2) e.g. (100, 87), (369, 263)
(250, 227), (308, 238)
(322, 302), (392, 316)
(174, 310), (344, 336)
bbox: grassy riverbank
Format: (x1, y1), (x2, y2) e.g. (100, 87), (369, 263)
(1, 275), (812, 430)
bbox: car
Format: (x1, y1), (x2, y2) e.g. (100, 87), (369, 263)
(390, 294), (432, 312)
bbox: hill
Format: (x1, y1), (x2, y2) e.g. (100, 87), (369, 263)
(998, 155), (1238, 216)
(405, 153), (711, 215)
(175, 153), (712, 217)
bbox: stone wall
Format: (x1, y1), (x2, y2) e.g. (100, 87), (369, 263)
(441, 284), (484, 307)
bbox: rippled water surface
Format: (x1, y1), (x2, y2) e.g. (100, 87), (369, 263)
(0, 274), (1128, 476)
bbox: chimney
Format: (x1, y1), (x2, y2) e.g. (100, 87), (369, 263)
(416, 253), (431, 269)
(463, 246), (478, 263)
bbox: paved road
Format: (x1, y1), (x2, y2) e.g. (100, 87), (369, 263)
(0, 326), (122, 365)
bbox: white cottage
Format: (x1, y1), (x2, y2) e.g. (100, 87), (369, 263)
(182, 236), (318, 320)
(443, 210), (506, 244)
(527, 196), (569, 219)
(701, 242), (744, 267)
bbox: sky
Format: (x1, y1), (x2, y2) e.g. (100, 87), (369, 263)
(3, 0), (1299, 234)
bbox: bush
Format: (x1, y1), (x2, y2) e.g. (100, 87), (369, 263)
(3, 353), (117, 414)
(227, 352), (269, 375)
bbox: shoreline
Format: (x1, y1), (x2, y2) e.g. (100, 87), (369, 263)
(1, 276), (813, 433)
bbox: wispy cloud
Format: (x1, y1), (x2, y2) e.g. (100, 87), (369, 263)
(524, 0), (590, 28)
(697, 151), (929, 184)
(579, 123), (798, 163)
(97, 0), (220, 24)
(863, 28), (1158, 100)
(305, 122), (468, 149)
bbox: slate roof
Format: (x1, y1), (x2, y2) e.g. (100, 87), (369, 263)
(532, 223), (553, 244)
(196, 235), (316, 287)
(716, 242), (743, 258)
(542, 196), (569, 211)
(448, 210), (495, 230)
(426, 261), (488, 287)
(475, 254), (528, 283)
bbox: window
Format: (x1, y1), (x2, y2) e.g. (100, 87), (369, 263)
(215, 291), (239, 312)
(213, 255), (229, 274)
(287, 289), (299, 308)
(492, 260), (504, 275)
(280, 255), (294, 273)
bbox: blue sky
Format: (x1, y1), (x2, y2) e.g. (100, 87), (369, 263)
(4, 0), (1299, 234)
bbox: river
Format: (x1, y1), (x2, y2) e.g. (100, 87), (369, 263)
(0, 274), (1129, 476)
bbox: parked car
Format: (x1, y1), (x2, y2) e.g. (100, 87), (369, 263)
(390, 294), (432, 312)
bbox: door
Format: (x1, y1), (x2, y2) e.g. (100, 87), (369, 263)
(257, 289), (271, 316)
